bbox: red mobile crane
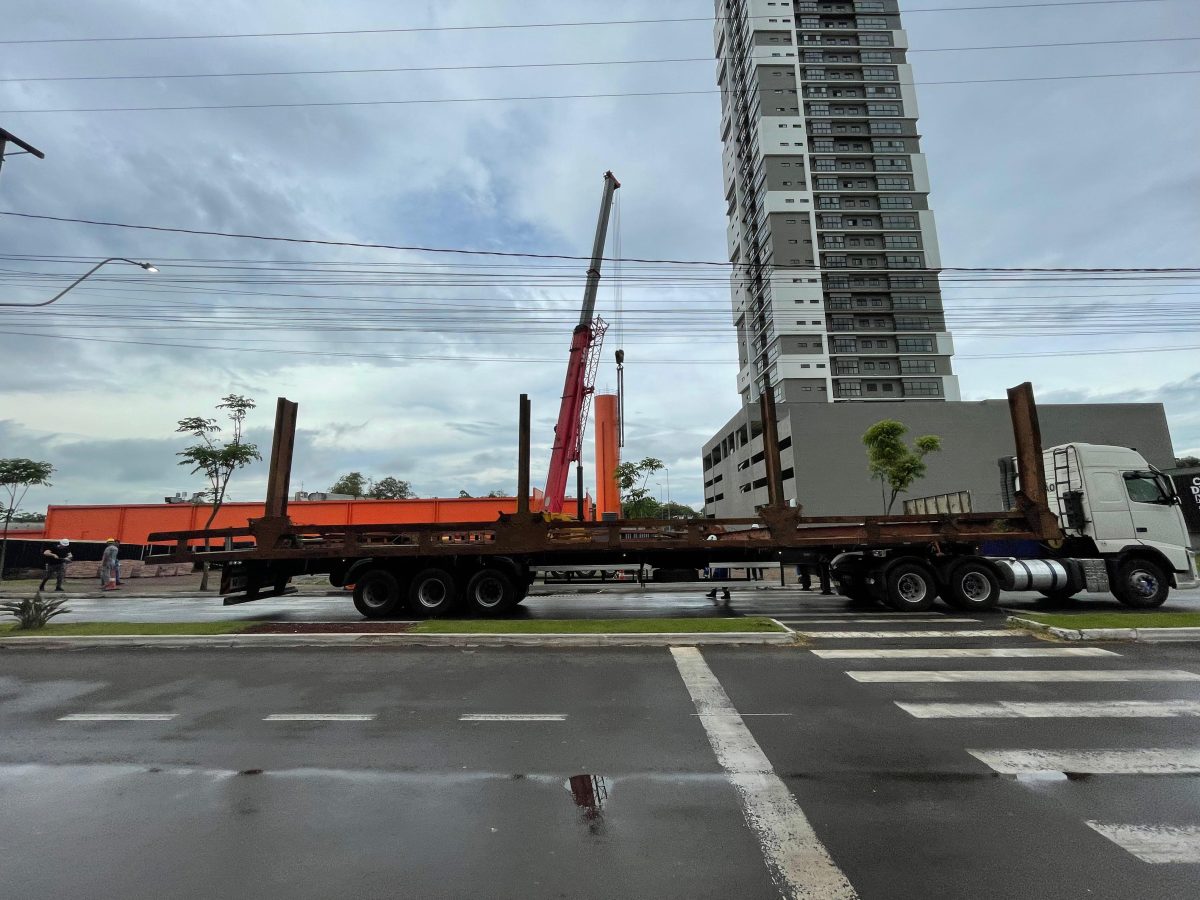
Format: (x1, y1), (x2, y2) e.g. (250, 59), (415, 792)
(543, 171), (620, 518)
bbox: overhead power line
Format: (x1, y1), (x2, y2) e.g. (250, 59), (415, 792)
(3, 210), (1199, 274)
(0, 1), (1170, 46)
(4, 70), (1198, 115)
(4, 37), (1197, 84)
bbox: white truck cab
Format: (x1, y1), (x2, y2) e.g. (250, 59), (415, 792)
(1043, 443), (1198, 595)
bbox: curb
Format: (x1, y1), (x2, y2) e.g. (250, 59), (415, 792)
(1007, 616), (1200, 643)
(0, 631), (798, 650)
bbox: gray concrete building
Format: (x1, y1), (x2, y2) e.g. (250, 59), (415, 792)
(714, 0), (956, 406)
(702, 399), (1178, 518)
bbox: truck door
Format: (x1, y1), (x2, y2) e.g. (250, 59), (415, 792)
(1122, 470), (1192, 572)
(1080, 469), (1135, 547)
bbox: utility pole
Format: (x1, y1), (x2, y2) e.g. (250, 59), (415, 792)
(0, 127), (45, 190)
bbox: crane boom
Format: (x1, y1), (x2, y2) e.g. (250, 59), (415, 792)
(543, 171), (620, 516)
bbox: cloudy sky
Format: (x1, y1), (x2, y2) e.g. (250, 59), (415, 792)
(1, 0), (1197, 515)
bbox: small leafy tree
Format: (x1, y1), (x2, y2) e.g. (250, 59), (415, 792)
(863, 420), (942, 514)
(177, 395), (261, 591)
(1177, 456), (1200, 468)
(330, 472), (368, 498)
(458, 489), (472, 498)
(616, 457), (664, 518)
(0, 458), (54, 582)
(369, 476), (415, 500)
(486, 490), (505, 498)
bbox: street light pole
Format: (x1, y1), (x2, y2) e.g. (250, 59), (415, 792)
(665, 467), (671, 514)
(0, 126), (45, 190)
(0, 257), (157, 307)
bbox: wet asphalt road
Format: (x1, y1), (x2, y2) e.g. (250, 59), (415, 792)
(35, 584), (1200, 624)
(3, 616), (1200, 899)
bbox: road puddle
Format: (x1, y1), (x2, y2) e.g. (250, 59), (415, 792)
(565, 774), (609, 834)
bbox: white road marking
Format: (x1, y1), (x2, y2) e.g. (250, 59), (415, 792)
(813, 648), (1120, 659)
(898, 700), (1200, 719)
(851, 669), (1200, 683)
(670, 647), (858, 899)
(263, 714), (376, 722)
(1086, 822), (1200, 863)
(781, 618), (981, 625)
(796, 630), (1016, 639)
(969, 749), (1200, 775)
(58, 713), (176, 722)
(459, 714), (567, 722)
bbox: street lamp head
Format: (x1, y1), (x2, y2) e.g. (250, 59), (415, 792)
(139, 263), (158, 273)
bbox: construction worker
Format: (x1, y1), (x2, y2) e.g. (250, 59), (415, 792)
(39, 539), (72, 592)
(100, 539), (120, 590)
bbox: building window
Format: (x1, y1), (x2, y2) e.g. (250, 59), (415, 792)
(900, 359), (937, 374)
(872, 140), (906, 153)
(877, 177), (912, 190)
(838, 383), (863, 397)
(904, 380), (942, 397)
(881, 215), (916, 228)
(879, 196), (914, 209)
(884, 236), (919, 249)
(893, 295), (928, 309)
(897, 337), (935, 352)
(870, 121), (903, 134)
(866, 103), (901, 115)
(888, 255), (923, 268)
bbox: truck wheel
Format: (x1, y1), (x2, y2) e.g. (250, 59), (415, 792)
(945, 561), (1000, 611)
(408, 568), (458, 617)
(352, 569), (404, 618)
(1113, 558), (1169, 609)
(465, 568), (518, 616)
(884, 563), (936, 612)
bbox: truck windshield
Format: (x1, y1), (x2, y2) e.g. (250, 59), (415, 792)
(1123, 471), (1169, 504)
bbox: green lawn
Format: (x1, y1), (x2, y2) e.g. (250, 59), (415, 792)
(0, 621), (254, 637)
(413, 616), (786, 634)
(1016, 612), (1200, 630)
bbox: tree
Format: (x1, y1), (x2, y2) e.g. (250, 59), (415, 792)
(616, 457), (664, 518)
(177, 395), (261, 591)
(0, 458), (54, 582)
(369, 477), (415, 499)
(486, 490), (506, 498)
(863, 420), (942, 515)
(458, 489), (472, 498)
(329, 472), (368, 498)
(1176, 456), (1200, 468)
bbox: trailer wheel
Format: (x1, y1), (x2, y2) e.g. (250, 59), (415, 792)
(465, 568), (518, 616)
(352, 569), (404, 618)
(408, 568), (459, 617)
(884, 563), (936, 612)
(1113, 558), (1169, 609)
(945, 561), (1000, 611)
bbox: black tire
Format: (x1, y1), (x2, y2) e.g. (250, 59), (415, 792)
(1113, 558), (1170, 609)
(884, 563), (937, 612)
(465, 568), (519, 616)
(944, 560), (1001, 611)
(407, 567), (458, 617)
(352, 569), (404, 618)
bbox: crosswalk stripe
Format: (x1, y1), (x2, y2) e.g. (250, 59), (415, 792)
(814, 648), (1120, 658)
(850, 669), (1200, 683)
(263, 714), (376, 722)
(968, 749), (1200, 775)
(898, 700), (1200, 719)
(1086, 823), (1200, 863)
(58, 713), (176, 722)
(797, 630), (1016, 639)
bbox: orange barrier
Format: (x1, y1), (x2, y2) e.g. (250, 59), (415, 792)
(43, 487), (594, 545)
(594, 393), (621, 519)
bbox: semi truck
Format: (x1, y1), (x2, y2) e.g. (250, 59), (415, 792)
(147, 383), (1197, 618)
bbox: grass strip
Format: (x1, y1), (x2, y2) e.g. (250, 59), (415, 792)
(0, 621), (255, 637)
(413, 616), (785, 634)
(1017, 612), (1200, 630)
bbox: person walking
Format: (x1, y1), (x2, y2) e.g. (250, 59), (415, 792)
(39, 539), (72, 592)
(100, 539), (120, 590)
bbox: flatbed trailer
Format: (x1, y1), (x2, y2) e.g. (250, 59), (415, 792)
(148, 383), (1196, 617)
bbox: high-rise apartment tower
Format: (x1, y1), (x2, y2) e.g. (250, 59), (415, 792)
(714, 0), (958, 406)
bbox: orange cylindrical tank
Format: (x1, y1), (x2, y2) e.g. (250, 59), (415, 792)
(594, 393), (621, 519)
